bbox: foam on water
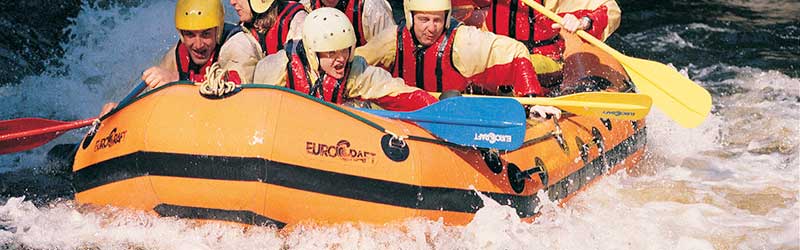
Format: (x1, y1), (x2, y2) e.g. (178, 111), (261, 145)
(1, 1), (799, 249)
(0, 1), (178, 171)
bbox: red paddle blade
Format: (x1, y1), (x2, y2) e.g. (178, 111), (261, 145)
(0, 118), (96, 154)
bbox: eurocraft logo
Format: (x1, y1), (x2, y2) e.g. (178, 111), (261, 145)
(94, 128), (127, 151)
(474, 132), (512, 144)
(306, 140), (376, 163)
(602, 110), (635, 117)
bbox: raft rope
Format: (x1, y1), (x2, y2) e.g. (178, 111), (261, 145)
(383, 129), (408, 148)
(198, 62), (237, 97)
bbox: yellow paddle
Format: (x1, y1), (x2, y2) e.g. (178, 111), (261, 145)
(519, 0), (712, 128)
(431, 92), (652, 120)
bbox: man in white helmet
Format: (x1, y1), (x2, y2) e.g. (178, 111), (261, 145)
(299, 0), (395, 46)
(221, 0), (308, 84)
(356, 0), (561, 118)
(253, 8), (437, 111)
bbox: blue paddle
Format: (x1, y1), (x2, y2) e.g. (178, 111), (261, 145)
(357, 96), (527, 151)
(116, 81), (148, 108)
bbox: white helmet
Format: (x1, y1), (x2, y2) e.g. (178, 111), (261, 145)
(301, 8), (357, 74)
(403, 0), (453, 29)
(249, 0), (275, 14)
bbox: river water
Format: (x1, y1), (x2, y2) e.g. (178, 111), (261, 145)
(0, 0), (798, 249)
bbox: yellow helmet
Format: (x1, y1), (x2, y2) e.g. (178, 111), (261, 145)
(249, 0), (276, 14)
(403, 0), (453, 29)
(301, 7), (357, 75)
(174, 0), (225, 42)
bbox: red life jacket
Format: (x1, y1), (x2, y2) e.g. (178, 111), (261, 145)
(392, 20), (468, 93)
(175, 42), (218, 83)
(175, 23), (242, 83)
(284, 40), (349, 104)
(249, 1), (305, 57)
(311, 0), (367, 46)
(486, 0), (560, 55)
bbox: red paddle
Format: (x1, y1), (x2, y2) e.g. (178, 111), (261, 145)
(0, 118), (96, 154)
(0, 81), (147, 154)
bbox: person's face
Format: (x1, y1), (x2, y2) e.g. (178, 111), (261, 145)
(230, 0), (253, 23)
(317, 48), (350, 79)
(180, 28), (218, 65)
(320, 0), (340, 7)
(412, 11), (446, 46)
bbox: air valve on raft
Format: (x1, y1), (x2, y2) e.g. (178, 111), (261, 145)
(381, 134), (409, 162)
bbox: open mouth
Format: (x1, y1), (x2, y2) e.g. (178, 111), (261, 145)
(191, 48), (209, 60)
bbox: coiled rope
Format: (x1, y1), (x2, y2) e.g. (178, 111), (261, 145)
(198, 62), (237, 97)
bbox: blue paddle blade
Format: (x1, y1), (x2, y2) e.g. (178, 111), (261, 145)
(357, 96), (526, 150)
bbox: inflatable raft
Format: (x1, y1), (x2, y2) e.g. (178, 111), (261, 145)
(72, 80), (646, 228)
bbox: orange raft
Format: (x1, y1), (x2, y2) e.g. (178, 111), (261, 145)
(72, 82), (646, 228)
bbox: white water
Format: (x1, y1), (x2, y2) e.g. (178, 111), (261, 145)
(1, 1), (799, 249)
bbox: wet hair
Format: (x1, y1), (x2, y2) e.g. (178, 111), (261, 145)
(252, 0), (287, 33)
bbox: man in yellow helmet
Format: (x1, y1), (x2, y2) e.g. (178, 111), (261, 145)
(142, 0), (242, 89)
(355, 0), (548, 98)
(100, 0), (241, 116)
(299, 0), (395, 46)
(253, 8), (437, 111)
(222, 0), (308, 83)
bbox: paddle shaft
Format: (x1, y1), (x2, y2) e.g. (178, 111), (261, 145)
(519, 0), (622, 58)
(118, 81), (148, 107)
(0, 118), (96, 142)
(519, 0), (712, 128)
(363, 109), (521, 128)
(431, 92), (652, 120)
(0, 81), (147, 154)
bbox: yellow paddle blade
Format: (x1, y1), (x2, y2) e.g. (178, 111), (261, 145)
(430, 92), (652, 121)
(621, 56), (712, 128)
(519, 0), (713, 128)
